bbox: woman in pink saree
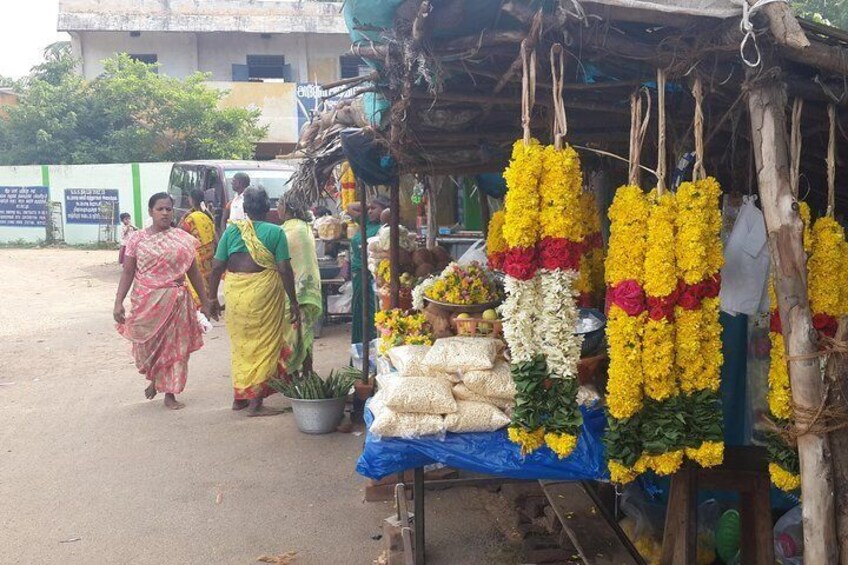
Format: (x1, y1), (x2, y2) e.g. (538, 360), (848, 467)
(114, 193), (213, 410)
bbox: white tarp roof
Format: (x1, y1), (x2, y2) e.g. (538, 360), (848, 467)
(584, 0), (744, 19)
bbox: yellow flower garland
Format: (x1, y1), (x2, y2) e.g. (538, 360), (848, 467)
(675, 181), (710, 285)
(799, 201), (813, 254)
(768, 322), (793, 421)
(633, 449), (684, 476)
(606, 186), (650, 285)
(643, 318), (678, 400)
(809, 216), (847, 317)
(539, 144), (584, 241)
(607, 306), (646, 419)
(608, 460), (637, 485)
(699, 297), (723, 392)
(508, 426), (545, 455)
(544, 432), (579, 459)
(644, 190), (678, 297)
(486, 210), (507, 256)
(686, 441), (725, 468)
(769, 463), (802, 492)
(502, 139), (543, 249)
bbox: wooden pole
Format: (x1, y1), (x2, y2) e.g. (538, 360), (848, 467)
(826, 318), (848, 564)
(747, 73), (838, 564)
(358, 178), (370, 385)
(390, 179), (400, 308)
(426, 176), (438, 250)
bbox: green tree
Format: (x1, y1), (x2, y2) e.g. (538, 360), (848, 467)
(792, 0), (848, 30)
(0, 51), (267, 165)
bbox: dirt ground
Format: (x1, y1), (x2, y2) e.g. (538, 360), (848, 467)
(0, 248), (517, 565)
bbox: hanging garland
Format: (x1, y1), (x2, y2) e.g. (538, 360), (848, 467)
(576, 191), (605, 305)
(501, 44), (584, 459)
(486, 210), (507, 270)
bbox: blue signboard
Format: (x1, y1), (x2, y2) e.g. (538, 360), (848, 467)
(0, 186), (49, 227)
(65, 189), (120, 225)
(296, 82), (352, 133)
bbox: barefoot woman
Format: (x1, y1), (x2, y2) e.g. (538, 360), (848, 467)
(114, 193), (212, 409)
(209, 188), (301, 416)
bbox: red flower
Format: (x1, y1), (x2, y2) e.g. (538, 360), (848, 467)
(538, 237), (582, 271)
(647, 294), (677, 321)
(700, 274), (721, 299)
(503, 246), (538, 280)
(678, 282), (702, 311)
(488, 251), (505, 271)
(813, 313), (838, 338)
(607, 280), (646, 317)
(769, 310), (782, 335)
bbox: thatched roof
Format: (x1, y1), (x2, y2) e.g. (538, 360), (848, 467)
(294, 0), (848, 213)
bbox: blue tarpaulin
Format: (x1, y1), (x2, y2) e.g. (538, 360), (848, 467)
(356, 403), (609, 481)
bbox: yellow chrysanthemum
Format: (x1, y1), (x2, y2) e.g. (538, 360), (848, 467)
(686, 441), (724, 468)
(799, 201), (813, 254)
(544, 432), (578, 459)
(675, 181), (710, 285)
(676, 307), (703, 394)
(575, 256), (593, 294)
(503, 139), (543, 249)
(607, 306), (646, 419)
(809, 216), (848, 317)
(508, 426), (545, 455)
(769, 462), (801, 492)
(539, 144), (584, 241)
(700, 297), (723, 392)
(642, 318), (677, 401)
(644, 190), (678, 298)
(606, 185), (649, 285)
(580, 192), (601, 234)
(768, 331), (792, 420)
(486, 210), (508, 256)
(633, 449), (684, 476)
(608, 460), (637, 484)
(699, 177), (724, 276)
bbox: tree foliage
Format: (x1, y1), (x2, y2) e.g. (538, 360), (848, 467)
(792, 0), (848, 30)
(0, 52), (267, 165)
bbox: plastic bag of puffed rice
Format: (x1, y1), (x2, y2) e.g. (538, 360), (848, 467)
(422, 337), (500, 373)
(388, 345), (460, 382)
(382, 377), (458, 414)
(444, 400), (510, 433)
(462, 360), (516, 400)
(370, 408), (446, 439)
(452, 383), (514, 411)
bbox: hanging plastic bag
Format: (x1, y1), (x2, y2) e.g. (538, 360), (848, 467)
(457, 239), (487, 266)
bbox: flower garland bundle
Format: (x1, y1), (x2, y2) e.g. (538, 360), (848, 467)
(809, 216), (848, 333)
(486, 210), (507, 270)
(673, 178), (725, 468)
(603, 186), (650, 483)
(502, 139), (543, 278)
(576, 192), (605, 305)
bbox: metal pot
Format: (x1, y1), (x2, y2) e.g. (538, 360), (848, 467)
(288, 396), (347, 434)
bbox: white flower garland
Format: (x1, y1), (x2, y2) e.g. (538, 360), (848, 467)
(412, 276), (436, 311)
(500, 275), (541, 363)
(537, 269), (583, 378)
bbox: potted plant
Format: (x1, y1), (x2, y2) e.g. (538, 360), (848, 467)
(269, 370), (359, 434)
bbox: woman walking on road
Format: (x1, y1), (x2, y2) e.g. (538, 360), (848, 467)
(178, 188), (217, 306)
(278, 193), (322, 374)
(209, 188), (301, 416)
(114, 193), (212, 410)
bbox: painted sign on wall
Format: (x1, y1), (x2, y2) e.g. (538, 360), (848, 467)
(0, 186), (49, 227)
(65, 189), (120, 225)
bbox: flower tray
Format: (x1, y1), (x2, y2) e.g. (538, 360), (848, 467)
(423, 297), (500, 314)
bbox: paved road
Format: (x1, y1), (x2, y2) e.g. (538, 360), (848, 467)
(0, 249), (511, 565)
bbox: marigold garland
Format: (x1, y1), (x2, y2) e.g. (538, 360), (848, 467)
(769, 462), (802, 492)
(633, 450), (685, 476)
(539, 144), (584, 241)
(486, 210), (507, 270)
(508, 426), (546, 455)
(503, 139), (543, 249)
(686, 441), (725, 468)
(809, 216), (847, 318)
(606, 306), (646, 419)
(606, 186), (650, 285)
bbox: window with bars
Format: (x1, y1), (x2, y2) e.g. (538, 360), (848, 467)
(246, 55), (287, 79)
(339, 55), (369, 79)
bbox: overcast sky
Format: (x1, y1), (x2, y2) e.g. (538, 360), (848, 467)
(1, 0), (68, 78)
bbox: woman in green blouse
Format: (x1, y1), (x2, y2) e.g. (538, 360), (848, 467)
(347, 195), (389, 345)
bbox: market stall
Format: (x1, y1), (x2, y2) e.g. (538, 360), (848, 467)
(289, 1), (848, 563)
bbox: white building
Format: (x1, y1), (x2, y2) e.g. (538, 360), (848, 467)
(58, 0), (365, 154)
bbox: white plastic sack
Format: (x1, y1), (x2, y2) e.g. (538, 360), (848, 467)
(457, 239), (487, 266)
(444, 400), (510, 433)
(382, 377), (458, 414)
(463, 360), (516, 400)
(370, 408), (446, 439)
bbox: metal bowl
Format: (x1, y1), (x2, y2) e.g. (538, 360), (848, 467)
(575, 308), (607, 357)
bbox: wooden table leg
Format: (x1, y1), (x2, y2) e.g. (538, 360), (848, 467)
(660, 466), (698, 564)
(413, 466), (425, 564)
(740, 474), (776, 565)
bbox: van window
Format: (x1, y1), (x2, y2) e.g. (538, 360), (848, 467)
(168, 166), (200, 209)
(224, 169), (293, 200)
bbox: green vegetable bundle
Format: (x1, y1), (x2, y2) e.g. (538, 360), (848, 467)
(269, 369), (358, 400)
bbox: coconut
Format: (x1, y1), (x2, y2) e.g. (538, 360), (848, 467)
(415, 263), (435, 277)
(411, 248), (434, 266)
(431, 246), (451, 264)
(398, 249), (413, 267)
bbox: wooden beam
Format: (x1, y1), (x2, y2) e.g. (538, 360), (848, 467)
(746, 70), (837, 565)
(826, 318), (848, 564)
(750, 0), (810, 50)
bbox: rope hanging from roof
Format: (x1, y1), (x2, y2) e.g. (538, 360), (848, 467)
(550, 44), (567, 149)
(656, 68), (668, 194)
(520, 39), (537, 145)
(827, 103), (837, 216)
(629, 87), (651, 187)
(692, 76), (707, 181)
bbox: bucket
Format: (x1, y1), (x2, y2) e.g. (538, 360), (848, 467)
(289, 396), (347, 434)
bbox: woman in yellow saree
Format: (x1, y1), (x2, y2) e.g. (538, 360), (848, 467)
(278, 193), (323, 374)
(209, 188), (301, 416)
(178, 189), (216, 306)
